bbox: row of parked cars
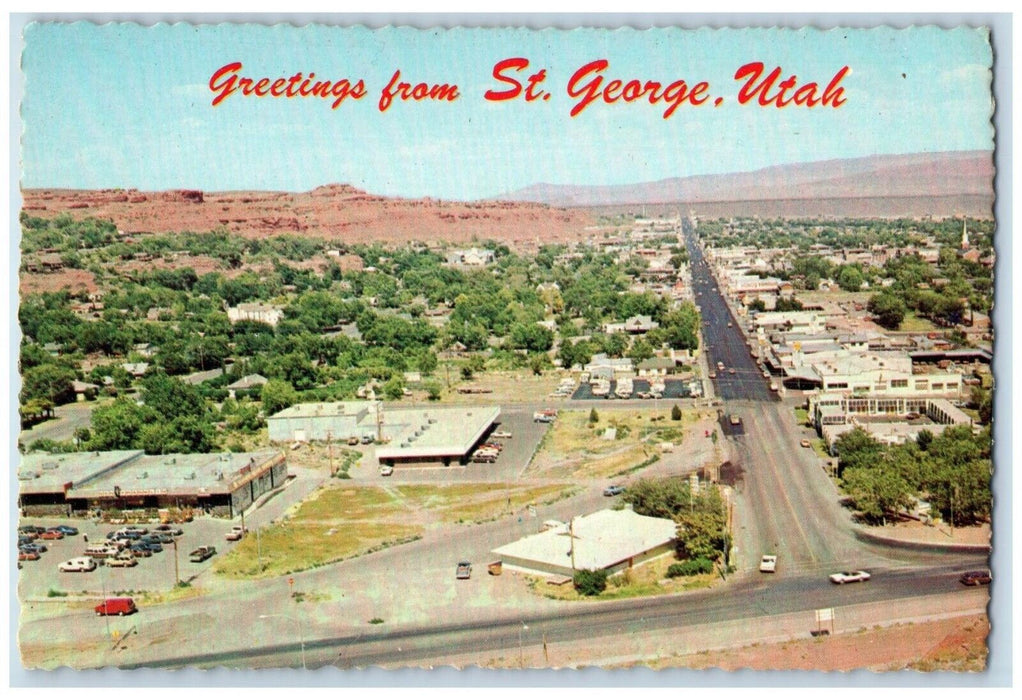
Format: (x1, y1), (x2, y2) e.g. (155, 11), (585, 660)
(18, 524), (80, 562)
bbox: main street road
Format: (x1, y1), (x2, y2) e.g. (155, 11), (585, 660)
(126, 560), (988, 669)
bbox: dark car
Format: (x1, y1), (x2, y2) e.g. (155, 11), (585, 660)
(959, 570), (992, 586)
(50, 525), (80, 536)
(18, 535), (34, 547)
(155, 525), (184, 536)
(19, 543), (47, 554)
(128, 543), (153, 558)
(603, 485), (625, 497)
(189, 546), (216, 563)
(18, 525), (45, 536)
(147, 533), (175, 544)
(139, 541), (163, 554)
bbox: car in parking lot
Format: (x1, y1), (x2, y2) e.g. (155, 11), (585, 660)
(140, 541), (164, 554)
(491, 430), (513, 439)
(49, 525), (80, 536)
(959, 570), (992, 586)
(829, 570), (871, 584)
(225, 526), (247, 542)
(94, 597), (137, 616)
(379, 465), (394, 477)
(107, 553), (138, 567)
(38, 530), (64, 540)
(456, 561), (472, 579)
(759, 555), (777, 573)
(18, 525), (45, 536)
(128, 543), (153, 557)
(155, 525), (184, 536)
(18, 550), (41, 562)
(189, 546), (216, 563)
(603, 485), (625, 497)
(58, 557), (97, 572)
(19, 542), (47, 554)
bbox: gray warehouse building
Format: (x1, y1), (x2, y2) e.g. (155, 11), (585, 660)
(268, 401), (501, 467)
(18, 449), (288, 518)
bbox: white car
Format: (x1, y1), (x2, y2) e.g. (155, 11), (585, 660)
(829, 570), (871, 584)
(58, 557), (97, 572)
(379, 465), (394, 477)
(491, 431), (513, 439)
(759, 555), (777, 573)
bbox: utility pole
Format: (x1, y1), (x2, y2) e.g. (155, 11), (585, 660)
(172, 537), (179, 586)
(569, 517), (576, 574)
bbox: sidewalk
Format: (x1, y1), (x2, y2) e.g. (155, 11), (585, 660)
(855, 519), (991, 552)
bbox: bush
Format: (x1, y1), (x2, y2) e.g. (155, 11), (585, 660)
(666, 558), (714, 578)
(589, 408), (599, 424)
(671, 404), (682, 421)
(573, 568), (608, 596)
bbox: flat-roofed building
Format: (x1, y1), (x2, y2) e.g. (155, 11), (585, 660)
(376, 406), (501, 467)
(491, 508), (677, 578)
(267, 401), (382, 443)
(18, 449), (287, 518)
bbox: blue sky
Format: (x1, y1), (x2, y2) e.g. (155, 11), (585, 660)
(19, 23), (993, 200)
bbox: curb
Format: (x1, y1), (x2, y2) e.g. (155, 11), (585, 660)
(851, 526), (992, 554)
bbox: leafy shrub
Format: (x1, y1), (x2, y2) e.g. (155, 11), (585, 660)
(573, 568), (608, 596)
(666, 558), (714, 578)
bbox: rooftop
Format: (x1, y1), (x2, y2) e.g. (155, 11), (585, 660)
(271, 401), (381, 420)
(492, 508), (676, 573)
(18, 450), (144, 495)
(377, 406), (501, 459)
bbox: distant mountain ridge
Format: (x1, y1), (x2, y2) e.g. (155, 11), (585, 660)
(501, 151), (994, 208)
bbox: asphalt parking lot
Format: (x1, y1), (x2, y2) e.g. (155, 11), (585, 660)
(571, 378), (694, 401)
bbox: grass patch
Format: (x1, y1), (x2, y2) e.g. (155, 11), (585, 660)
(899, 312), (938, 333)
(214, 482), (573, 579)
(794, 407), (810, 426)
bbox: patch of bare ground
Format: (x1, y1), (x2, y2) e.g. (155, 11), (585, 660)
(648, 614), (988, 672)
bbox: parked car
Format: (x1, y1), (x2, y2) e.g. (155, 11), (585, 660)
(19, 543), (47, 554)
(959, 570), (992, 586)
(59, 557), (97, 572)
(491, 431), (513, 439)
(759, 555), (778, 573)
(128, 543), (153, 557)
(18, 550), (40, 562)
(800, 439), (812, 448)
(829, 570), (871, 584)
(38, 530), (64, 540)
(379, 465), (394, 477)
(122, 526), (149, 536)
(107, 554), (138, 567)
(94, 597), (137, 616)
(155, 525), (184, 536)
(18, 535), (34, 547)
(225, 526), (247, 542)
(456, 561), (472, 579)
(18, 525), (45, 536)
(189, 546), (216, 563)
(139, 541), (164, 554)
(148, 533), (175, 544)
(603, 485), (625, 496)
(49, 525), (79, 536)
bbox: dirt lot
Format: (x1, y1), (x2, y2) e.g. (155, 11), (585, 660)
(526, 408), (706, 480)
(649, 613), (989, 672)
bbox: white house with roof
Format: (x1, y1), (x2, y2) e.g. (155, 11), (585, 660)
(491, 508), (677, 578)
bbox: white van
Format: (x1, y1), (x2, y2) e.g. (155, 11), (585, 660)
(58, 556), (97, 572)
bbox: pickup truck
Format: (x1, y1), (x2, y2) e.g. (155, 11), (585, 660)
(533, 410), (557, 423)
(189, 546), (216, 563)
(759, 554), (777, 573)
(225, 525), (248, 541)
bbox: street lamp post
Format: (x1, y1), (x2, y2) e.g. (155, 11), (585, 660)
(259, 613), (306, 669)
(518, 622), (529, 668)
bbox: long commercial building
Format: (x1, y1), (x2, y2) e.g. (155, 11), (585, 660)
(18, 449), (287, 518)
(267, 401), (502, 467)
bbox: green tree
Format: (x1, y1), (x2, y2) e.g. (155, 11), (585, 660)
(260, 379), (298, 416)
(867, 292), (907, 330)
(674, 487), (728, 562)
(88, 398), (156, 450)
(423, 382), (442, 401)
(671, 404), (682, 421)
(623, 477), (693, 520)
(21, 363), (77, 406)
(589, 408), (600, 424)
(841, 466), (913, 525)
